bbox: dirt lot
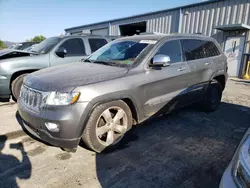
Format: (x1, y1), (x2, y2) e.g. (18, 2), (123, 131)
(0, 79), (250, 188)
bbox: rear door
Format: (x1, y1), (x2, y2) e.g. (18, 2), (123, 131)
(143, 39), (191, 116)
(49, 37), (87, 67)
(181, 39), (216, 102)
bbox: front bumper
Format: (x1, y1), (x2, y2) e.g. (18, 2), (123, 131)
(18, 100), (92, 149)
(219, 163), (237, 188)
(0, 77), (11, 99)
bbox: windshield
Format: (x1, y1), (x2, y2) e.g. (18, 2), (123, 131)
(87, 40), (149, 66)
(32, 37), (62, 54)
(13, 44), (23, 50)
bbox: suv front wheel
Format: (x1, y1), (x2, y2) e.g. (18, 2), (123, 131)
(82, 100), (133, 153)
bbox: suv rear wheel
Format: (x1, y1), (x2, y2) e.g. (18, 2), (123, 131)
(82, 100), (132, 153)
(11, 74), (28, 102)
(199, 79), (222, 112)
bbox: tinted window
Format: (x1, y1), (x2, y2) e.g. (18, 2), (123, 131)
(89, 38), (107, 52)
(59, 38), (86, 56)
(156, 40), (182, 63)
(181, 39), (205, 61)
(202, 41), (220, 57)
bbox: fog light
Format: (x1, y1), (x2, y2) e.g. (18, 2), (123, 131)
(0, 75), (7, 79)
(45, 122), (59, 132)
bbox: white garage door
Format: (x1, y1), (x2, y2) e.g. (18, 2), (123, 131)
(91, 28), (109, 36)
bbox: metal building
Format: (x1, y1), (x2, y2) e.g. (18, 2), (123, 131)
(65, 0), (250, 77)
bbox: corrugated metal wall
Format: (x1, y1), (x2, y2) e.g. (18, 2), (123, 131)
(68, 0), (250, 37)
(68, 23), (109, 34)
(180, 0), (250, 52)
(67, 0), (250, 53)
(181, 0), (250, 34)
(109, 10), (180, 35)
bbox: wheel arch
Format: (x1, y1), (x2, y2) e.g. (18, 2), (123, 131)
(121, 98), (139, 125)
(85, 96), (140, 127)
(212, 74), (226, 91)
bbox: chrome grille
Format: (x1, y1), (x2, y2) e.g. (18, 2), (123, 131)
(20, 86), (42, 112)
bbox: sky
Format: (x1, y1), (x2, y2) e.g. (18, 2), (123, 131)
(0, 0), (202, 42)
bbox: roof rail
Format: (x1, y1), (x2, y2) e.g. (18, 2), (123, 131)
(139, 32), (166, 35)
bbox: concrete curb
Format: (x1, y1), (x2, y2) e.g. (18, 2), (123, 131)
(230, 77), (250, 83)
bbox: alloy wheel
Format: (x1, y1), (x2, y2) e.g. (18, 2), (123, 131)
(96, 106), (128, 146)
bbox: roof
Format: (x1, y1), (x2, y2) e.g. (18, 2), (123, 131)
(116, 33), (212, 41)
(215, 24), (250, 31)
(117, 34), (167, 41)
(57, 34), (111, 39)
(65, 0), (223, 32)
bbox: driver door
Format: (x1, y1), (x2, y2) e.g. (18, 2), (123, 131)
(49, 38), (88, 67)
(143, 39), (191, 117)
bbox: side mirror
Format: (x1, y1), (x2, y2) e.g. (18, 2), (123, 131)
(150, 54), (171, 67)
(56, 47), (67, 58)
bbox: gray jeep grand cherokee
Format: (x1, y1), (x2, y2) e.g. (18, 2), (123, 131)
(18, 34), (228, 153)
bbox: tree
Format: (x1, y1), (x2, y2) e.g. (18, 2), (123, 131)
(0, 40), (7, 49)
(29, 35), (46, 42)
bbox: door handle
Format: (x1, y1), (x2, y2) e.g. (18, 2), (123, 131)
(205, 62), (211, 66)
(177, 67), (186, 72)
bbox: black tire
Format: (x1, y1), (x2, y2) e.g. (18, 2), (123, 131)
(82, 100), (133, 153)
(199, 79), (222, 112)
(11, 74), (28, 102)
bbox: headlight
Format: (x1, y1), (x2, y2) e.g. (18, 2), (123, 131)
(45, 92), (80, 105)
(232, 135), (250, 186)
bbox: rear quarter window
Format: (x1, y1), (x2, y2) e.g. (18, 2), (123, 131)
(88, 38), (108, 52)
(202, 41), (221, 57)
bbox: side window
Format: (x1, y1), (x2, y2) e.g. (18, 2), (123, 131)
(88, 38), (108, 52)
(156, 40), (182, 63)
(202, 41), (220, 57)
(59, 38), (86, 56)
(181, 39), (205, 61)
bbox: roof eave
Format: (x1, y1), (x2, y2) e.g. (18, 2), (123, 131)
(215, 24), (250, 31)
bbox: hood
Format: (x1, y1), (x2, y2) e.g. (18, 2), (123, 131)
(24, 62), (129, 92)
(0, 48), (37, 60)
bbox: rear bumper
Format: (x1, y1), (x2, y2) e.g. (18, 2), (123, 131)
(0, 77), (11, 99)
(18, 100), (92, 149)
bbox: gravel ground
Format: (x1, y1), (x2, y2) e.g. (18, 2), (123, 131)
(0, 79), (250, 188)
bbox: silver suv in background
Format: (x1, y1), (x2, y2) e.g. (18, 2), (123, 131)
(0, 35), (113, 101)
(18, 33), (228, 153)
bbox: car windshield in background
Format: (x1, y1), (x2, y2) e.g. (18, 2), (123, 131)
(12, 44), (23, 50)
(87, 40), (149, 66)
(32, 37), (62, 54)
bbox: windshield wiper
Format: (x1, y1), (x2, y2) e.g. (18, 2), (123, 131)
(84, 59), (115, 66)
(93, 61), (116, 66)
(83, 59), (92, 62)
